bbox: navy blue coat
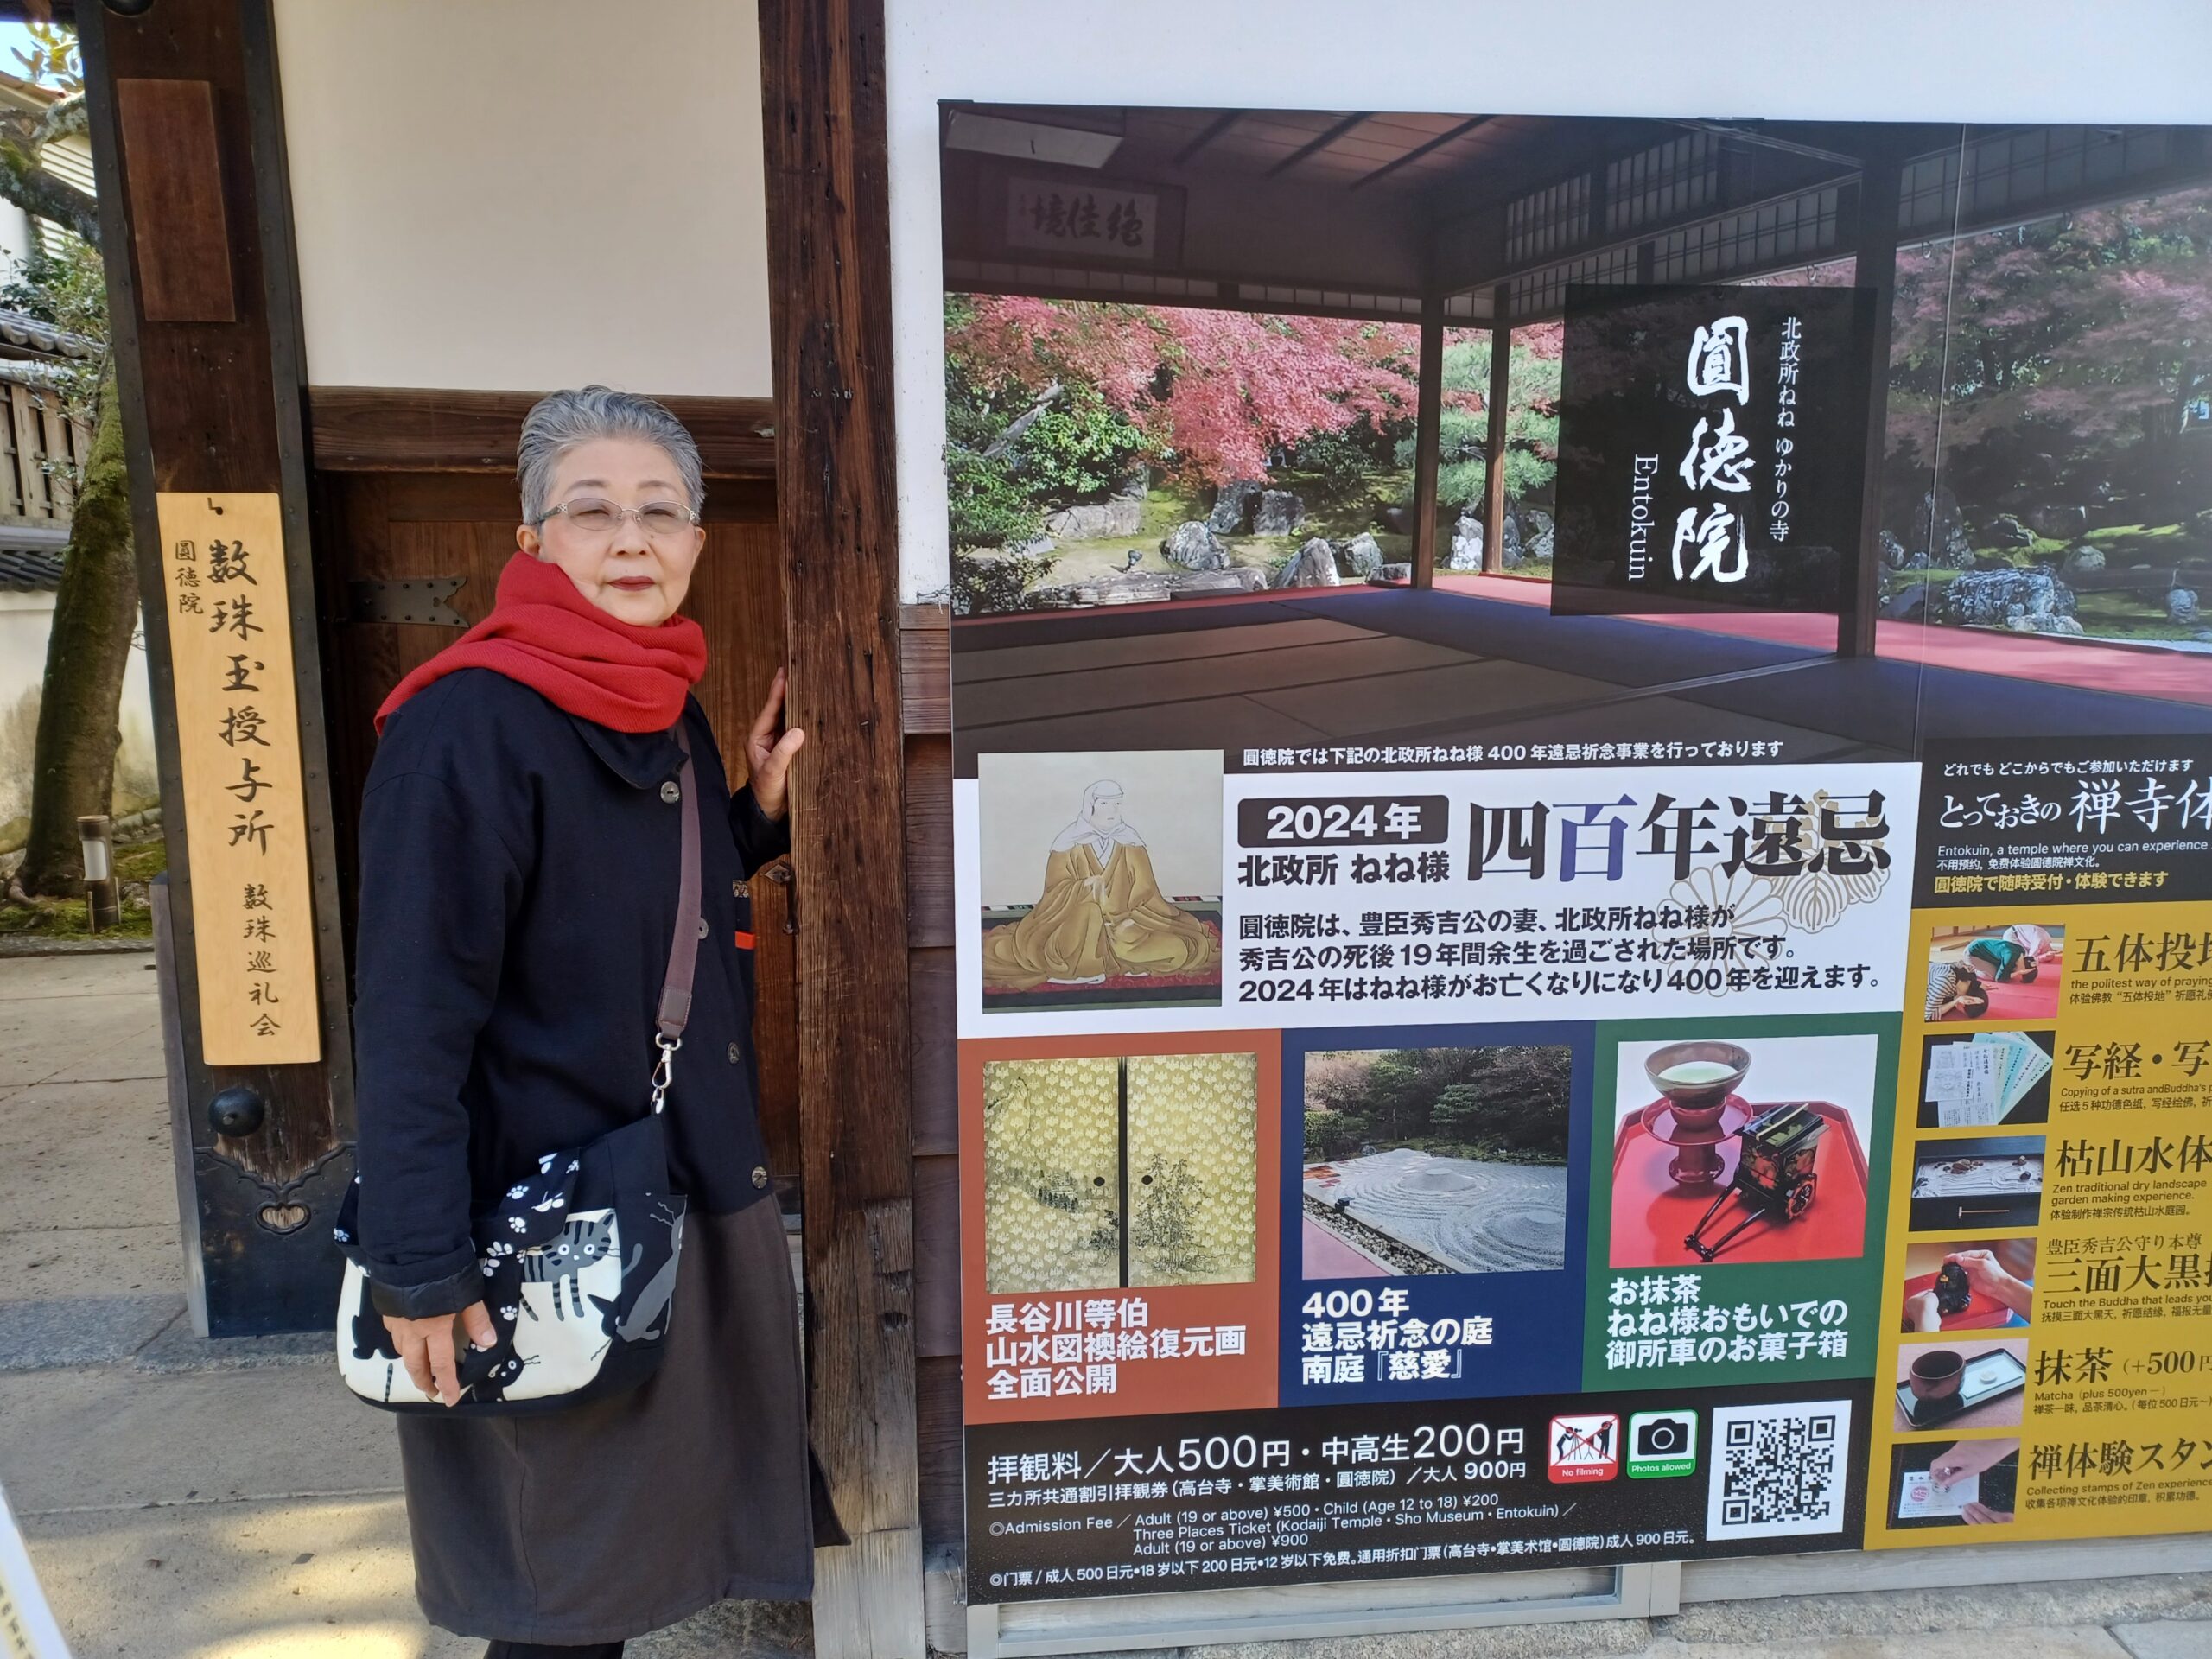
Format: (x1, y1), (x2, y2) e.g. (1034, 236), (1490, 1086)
(352, 668), (787, 1319)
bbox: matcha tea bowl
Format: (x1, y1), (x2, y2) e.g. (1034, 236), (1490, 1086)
(1643, 1041), (1753, 1129)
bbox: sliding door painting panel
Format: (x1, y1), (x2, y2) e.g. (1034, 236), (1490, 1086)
(1126, 1052), (1259, 1288)
(983, 1056), (1120, 1294)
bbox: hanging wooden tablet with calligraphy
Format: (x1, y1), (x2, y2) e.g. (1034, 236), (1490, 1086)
(155, 491), (323, 1065)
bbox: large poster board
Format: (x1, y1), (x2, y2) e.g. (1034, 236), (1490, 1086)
(938, 107), (2212, 1605)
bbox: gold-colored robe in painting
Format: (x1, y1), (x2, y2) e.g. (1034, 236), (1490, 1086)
(981, 842), (1219, 990)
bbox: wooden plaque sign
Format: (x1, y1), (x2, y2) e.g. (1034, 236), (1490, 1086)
(155, 492), (321, 1065)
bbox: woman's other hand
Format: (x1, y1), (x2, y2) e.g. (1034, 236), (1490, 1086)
(747, 668), (806, 822)
(385, 1302), (497, 1406)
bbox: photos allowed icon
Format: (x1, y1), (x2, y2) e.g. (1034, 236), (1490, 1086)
(1627, 1410), (1699, 1478)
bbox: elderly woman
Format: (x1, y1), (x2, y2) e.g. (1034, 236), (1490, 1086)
(352, 388), (818, 1657)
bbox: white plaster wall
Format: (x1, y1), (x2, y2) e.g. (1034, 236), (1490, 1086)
(270, 0), (772, 397)
(0, 199), (38, 276)
(886, 0), (2212, 602)
(0, 591), (158, 827)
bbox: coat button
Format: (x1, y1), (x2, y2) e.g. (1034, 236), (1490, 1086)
(697, 917), (710, 940)
(728, 1041), (741, 1064)
(660, 779), (682, 804)
(751, 1166), (768, 1189)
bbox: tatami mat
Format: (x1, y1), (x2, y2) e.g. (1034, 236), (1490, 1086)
(1245, 658), (1601, 740)
(957, 635), (1474, 727)
(953, 615), (1382, 683)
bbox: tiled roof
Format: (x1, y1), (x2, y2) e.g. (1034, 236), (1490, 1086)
(0, 309), (96, 361)
(0, 546), (64, 592)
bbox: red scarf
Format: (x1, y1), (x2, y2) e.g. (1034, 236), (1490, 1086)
(374, 553), (707, 734)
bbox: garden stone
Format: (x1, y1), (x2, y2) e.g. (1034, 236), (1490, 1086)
(1452, 511), (1523, 569)
(1986, 513), (2035, 549)
(1878, 530), (1926, 570)
(1881, 583), (1932, 621)
(1369, 563), (1412, 584)
(2029, 503), (2087, 538)
(2008, 611), (2085, 636)
(1944, 568), (2076, 627)
(1273, 537), (1340, 588)
(1251, 489), (1305, 536)
(1910, 486), (1973, 566)
(1382, 505), (1413, 535)
(2170, 588), (2202, 626)
(2060, 544), (2105, 576)
(1009, 534), (1054, 558)
(1041, 499), (1142, 539)
(1160, 520), (1229, 570)
(1109, 465), (1148, 500)
(1446, 512), (1484, 570)
(1517, 506), (1554, 563)
(1337, 531), (1384, 577)
(1205, 480), (1262, 534)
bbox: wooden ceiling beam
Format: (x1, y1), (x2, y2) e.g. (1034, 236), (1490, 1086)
(1351, 113), (1496, 190)
(1173, 109), (1244, 166)
(1267, 110), (1373, 177)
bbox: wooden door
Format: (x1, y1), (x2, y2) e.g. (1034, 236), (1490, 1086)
(310, 464), (801, 1179)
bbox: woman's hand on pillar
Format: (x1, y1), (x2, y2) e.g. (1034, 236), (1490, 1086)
(747, 667), (806, 822)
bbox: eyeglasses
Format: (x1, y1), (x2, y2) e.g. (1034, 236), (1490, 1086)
(536, 498), (699, 538)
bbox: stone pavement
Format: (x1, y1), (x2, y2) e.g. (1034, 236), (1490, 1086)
(0, 954), (810, 1657)
(0, 956), (2207, 1657)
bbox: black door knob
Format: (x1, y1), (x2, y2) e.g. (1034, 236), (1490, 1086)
(208, 1085), (266, 1139)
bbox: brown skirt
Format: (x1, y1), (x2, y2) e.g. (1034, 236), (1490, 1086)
(396, 1198), (815, 1645)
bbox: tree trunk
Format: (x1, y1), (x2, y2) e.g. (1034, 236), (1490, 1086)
(19, 369), (136, 896)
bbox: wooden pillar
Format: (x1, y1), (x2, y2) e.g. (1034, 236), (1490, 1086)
(757, 1), (923, 1655)
(1840, 148), (1904, 658)
(1408, 294), (1444, 588)
(1482, 288), (1511, 575)
(79, 0), (355, 1336)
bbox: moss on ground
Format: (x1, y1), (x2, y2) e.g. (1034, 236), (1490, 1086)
(0, 835), (164, 940)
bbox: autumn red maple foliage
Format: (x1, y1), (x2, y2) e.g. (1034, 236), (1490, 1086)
(949, 296), (1464, 486)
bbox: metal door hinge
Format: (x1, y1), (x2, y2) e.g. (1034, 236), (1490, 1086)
(348, 577), (467, 627)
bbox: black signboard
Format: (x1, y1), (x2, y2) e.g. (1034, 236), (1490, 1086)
(1913, 736), (2212, 906)
(968, 1383), (1873, 1602)
(1553, 284), (1877, 617)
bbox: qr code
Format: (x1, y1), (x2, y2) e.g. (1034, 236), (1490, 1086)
(1705, 1400), (1851, 1541)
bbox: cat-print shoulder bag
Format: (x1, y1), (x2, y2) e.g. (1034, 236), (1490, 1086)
(331, 728), (702, 1414)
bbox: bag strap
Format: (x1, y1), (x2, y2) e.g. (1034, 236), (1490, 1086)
(648, 723), (702, 1115)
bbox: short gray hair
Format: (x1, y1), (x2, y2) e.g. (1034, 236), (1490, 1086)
(516, 385), (705, 524)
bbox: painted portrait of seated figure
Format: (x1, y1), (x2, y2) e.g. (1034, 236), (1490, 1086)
(984, 778), (1219, 988)
(977, 751), (1224, 1012)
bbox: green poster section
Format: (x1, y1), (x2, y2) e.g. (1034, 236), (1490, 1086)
(1582, 1013), (1897, 1393)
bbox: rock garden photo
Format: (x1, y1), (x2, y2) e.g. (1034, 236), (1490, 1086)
(944, 294), (1560, 614)
(1300, 1044), (1572, 1279)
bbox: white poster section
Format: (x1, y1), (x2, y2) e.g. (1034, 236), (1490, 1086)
(881, 2), (2212, 1649)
